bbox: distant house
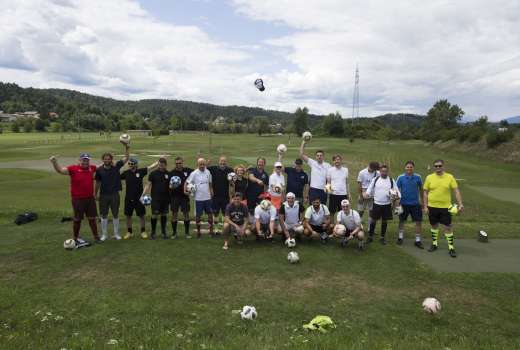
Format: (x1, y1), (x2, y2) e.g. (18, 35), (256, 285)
(0, 111), (17, 122)
(212, 116), (227, 127)
(498, 127), (508, 133)
(15, 111), (40, 119)
(49, 112), (59, 119)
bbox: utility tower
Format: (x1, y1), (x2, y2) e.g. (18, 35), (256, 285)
(351, 65), (359, 126)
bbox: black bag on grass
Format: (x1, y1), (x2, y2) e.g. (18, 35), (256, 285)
(14, 212), (38, 225)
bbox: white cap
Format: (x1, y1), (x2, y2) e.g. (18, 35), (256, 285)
(286, 192), (295, 199)
(341, 199), (350, 207)
(274, 161), (283, 168)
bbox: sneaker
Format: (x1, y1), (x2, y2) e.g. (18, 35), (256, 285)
(162, 233), (168, 239)
(185, 234), (192, 239)
(396, 238), (403, 245)
(123, 232), (133, 240)
(141, 232), (148, 239)
(414, 241), (424, 249)
(367, 236), (374, 243)
(379, 237), (387, 245)
(171, 234), (178, 240)
(100, 234), (107, 242)
(222, 244), (229, 250)
(449, 249), (457, 258)
(95, 237), (103, 244)
(320, 232), (328, 244)
(340, 237), (348, 248)
(358, 241), (365, 251)
(428, 245), (438, 252)
(114, 234), (122, 240)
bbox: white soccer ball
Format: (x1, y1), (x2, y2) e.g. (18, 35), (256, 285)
(140, 194), (152, 205)
(333, 224), (346, 236)
(277, 144), (287, 153)
(302, 131), (312, 141)
(227, 172), (237, 182)
(64, 239), (76, 250)
(119, 133), (131, 144)
(240, 305), (257, 320)
(260, 199), (271, 211)
(394, 205), (404, 215)
(285, 238), (296, 248)
(389, 188), (399, 200)
(287, 251), (299, 263)
(186, 183), (197, 195)
(274, 183), (284, 194)
(422, 297), (441, 314)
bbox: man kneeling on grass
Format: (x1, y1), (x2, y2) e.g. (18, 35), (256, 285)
(222, 192), (250, 250)
(303, 197), (332, 243)
(332, 199), (365, 250)
(253, 197), (278, 240)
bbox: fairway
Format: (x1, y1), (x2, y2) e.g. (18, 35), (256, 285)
(1, 133), (520, 349)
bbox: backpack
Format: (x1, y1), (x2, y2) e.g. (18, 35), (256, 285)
(14, 212), (38, 225)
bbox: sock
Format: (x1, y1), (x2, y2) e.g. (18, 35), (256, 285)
(431, 228), (439, 246)
(151, 218), (157, 234)
(160, 216), (167, 235)
(398, 229), (404, 239)
(369, 222), (375, 236)
(171, 221), (178, 235)
(87, 218), (99, 239)
(381, 221), (387, 237)
(445, 232), (454, 250)
(113, 218), (120, 236)
(73, 220), (81, 239)
(415, 233), (421, 242)
(101, 218), (108, 236)
(196, 219), (201, 234)
(208, 215), (214, 234)
(184, 220), (190, 235)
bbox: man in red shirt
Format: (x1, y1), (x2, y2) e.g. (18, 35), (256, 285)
(50, 153), (101, 243)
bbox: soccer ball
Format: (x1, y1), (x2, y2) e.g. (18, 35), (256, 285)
(302, 131), (312, 141)
(422, 297), (441, 314)
(287, 251), (299, 263)
(285, 238), (296, 248)
(170, 176), (182, 189)
(274, 183), (283, 194)
(140, 194), (152, 206)
(260, 199), (271, 210)
(394, 205), (404, 215)
(227, 172), (237, 182)
(119, 133), (131, 144)
(186, 183), (197, 195)
(478, 230), (488, 242)
(333, 224), (346, 236)
(277, 144), (287, 153)
(240, 305), (257, 320)
(448, 204), (458, 215)
(324, 183), (333, 194)
(389, 188), (399, 200)
(64, 239), (76, 250)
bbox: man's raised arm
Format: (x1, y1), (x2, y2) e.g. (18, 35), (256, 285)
(49, 156), (69, 175)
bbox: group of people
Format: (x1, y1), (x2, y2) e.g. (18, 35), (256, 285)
(50, 137), (464, 258)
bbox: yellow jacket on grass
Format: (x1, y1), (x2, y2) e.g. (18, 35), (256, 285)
(423, 172), (458, 208)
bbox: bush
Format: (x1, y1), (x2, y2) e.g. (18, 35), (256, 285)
(486, 129), (514, 148)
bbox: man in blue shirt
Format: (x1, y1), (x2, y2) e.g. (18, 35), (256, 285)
(396, 160), (424, 248)
(284, 158), (309, 205)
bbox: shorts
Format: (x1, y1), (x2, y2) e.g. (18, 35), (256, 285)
(212, 196), (229, 215)
(329, 194), (348, 214)
(151, 198), (169, 215)
(370, 203), (393, 221)
(124, 198), (146, 217)
(399, 204), (423, 222)
(99, 193), (120, 217)
(357, 197), (374, 212)
(310, 224), (327, 233)
(171, 195), (190, 213)
(195, 200), (213, 217)
(428, 207), (451, 226)
(72, 197), (97, 220)
(309, 187), (327, 204)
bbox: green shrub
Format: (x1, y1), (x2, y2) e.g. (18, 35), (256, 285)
(486, 129), (514, 148)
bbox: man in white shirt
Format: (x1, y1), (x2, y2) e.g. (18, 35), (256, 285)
(326, 154), (349, 215)
(333, 199), (365, 250)
(300, 140), (331, 204)
(357, 161), (380, 236)
(365, 164), (400, 245)
(303, 198), (331, 243)
(186, 158), (214, 238)
(269, 161), (285, 210)
(253, 199), (278, 240)
(279, 192), (304, 240)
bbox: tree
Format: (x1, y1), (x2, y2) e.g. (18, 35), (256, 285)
(254, 116), (270, 136)
(322, 112), (344, 136)
(424, 99), (464, 130)
(34, 118), (46, 132)
(293, 107), (309, 136)
(11, 121), (20, 133)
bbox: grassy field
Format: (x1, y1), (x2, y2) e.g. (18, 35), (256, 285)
(0, 132), (519, 349)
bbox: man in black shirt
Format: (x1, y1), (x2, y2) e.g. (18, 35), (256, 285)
(142, 157), (170, 239)
(284, 158), (309, 205)
(246, 157), (269, 216)
(121, 158), (158, 239)
(169, 156), (193, 239)
(208, 155), (233, 235)
(95, 143), (129, 241)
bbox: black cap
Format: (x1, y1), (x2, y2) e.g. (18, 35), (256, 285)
(295, 158), (303, 165)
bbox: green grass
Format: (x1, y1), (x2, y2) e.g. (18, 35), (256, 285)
(0, 133), (519, 349)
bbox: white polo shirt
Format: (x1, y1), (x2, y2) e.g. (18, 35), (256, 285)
(366, 176), (399, 205)
(306, 158), (331, 190)
(186, 168), (212, 201)
(336, 209), (362, 230)
(357, 168), (380, 191)
(268, 172), (285, 197)
(254, 205), (277, 225)
(280, 201), (302, 226)
(327, 166), (349, 195)
(304, 204), (330, 226)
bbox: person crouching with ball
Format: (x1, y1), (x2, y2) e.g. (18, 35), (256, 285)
(333, 199), (365, 250)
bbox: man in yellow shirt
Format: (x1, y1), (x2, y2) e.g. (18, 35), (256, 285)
(423, 159), (464, 258)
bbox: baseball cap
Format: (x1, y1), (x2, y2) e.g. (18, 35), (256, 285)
(128, 158), (139, 164)
(274, 161), (283, 168)
(341, 199), (350, 207)
(294, 158), (303, 165)
(286, 192), (296, 199)
(79, 153), (91, 159)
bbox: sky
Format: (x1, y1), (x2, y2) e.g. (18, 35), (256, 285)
(0, 0), (519, 121)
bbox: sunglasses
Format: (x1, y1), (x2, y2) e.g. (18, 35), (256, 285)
(128, 163), (137, 166)
(434, 164), (443, 168)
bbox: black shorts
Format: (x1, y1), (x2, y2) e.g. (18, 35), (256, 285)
(329, 194), (348, 214)
(370, 203), (393, 221)
(151, 199), (169, 215)
(399, 204), (423, 222)
(310, 224), (327, 233)
(171, 195), (190, 213)
(72, 197), (97, 220)
(428, 207), (451, 226)
(212, 196), (229, 215)
(124, 198), (146, 217)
